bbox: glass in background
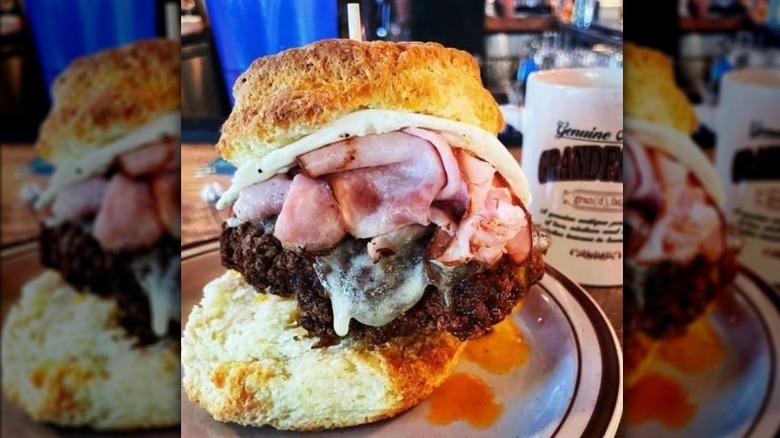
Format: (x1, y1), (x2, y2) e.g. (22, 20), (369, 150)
(708, 30), (780, 103)
(205, 0), (339, 106)
(23, 0), (158, 97)
(510, 31), (623, 105)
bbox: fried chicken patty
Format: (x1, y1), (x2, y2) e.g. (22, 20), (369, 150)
(39, 222), (180, 345)
(221, 222), (545, 346)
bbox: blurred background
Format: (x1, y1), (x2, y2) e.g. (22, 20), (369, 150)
(625, 0), (779, 149)
(176, 0), (626, 144)
(1, 0), (178, 248)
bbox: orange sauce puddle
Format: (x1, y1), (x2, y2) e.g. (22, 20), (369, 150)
(427, 301), (527, 429)
(426, 373), (504, 429)
(463, 307), (530, 375)
(657, 316), (724, 374)
(626, 373), (697, 429)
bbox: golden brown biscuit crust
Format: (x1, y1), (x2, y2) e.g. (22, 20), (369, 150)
(625, 43), (697, 134)
(181, 271), (465, 431)
(217, 39), (503, 165)
(36, 39), (180, 165)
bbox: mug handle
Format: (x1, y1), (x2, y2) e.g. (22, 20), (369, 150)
(500, 104), (524, 134)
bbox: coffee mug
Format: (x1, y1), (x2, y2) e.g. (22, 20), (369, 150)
(505, 68), (623, 286)
(715, 68), (780, 286)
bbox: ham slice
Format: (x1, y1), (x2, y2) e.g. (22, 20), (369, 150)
(436, 152), (530, 266)
(151, 171), (181, 238)
(635, 149), (724, 264)
(298, 132), (417, 177)
(402, 128), (465, 205)
(118, 137), (177, 177)
(93, 174), (164, 251)
(299, 129), (467, 222)
(273, 174), (346, 252)
(328, 137), (446, 238)
(428, 207), (457, 236)
(233, 175), (292, 223)
(52, 178), (109, 222)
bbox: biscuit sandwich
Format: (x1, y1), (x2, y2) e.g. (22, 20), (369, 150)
(623, 43), (740, 380)
(182, 39), (550, 431)
(1, 39), (181, 430)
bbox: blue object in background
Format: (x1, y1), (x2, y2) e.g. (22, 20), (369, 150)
(23, 0), (158, 99)
(769, 0), (780, 27)
(516, 58), (539, 83)
(206, 0), (339, 105)
(27, 157), (55, 176)
(710, 55), (732, 100)
(207, 157), (238, 176)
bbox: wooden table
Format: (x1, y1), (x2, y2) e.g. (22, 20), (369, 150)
(0, 144), (46, 247)
(181, 144), (232, 248)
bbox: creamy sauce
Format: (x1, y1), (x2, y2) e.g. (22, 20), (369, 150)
(132, 252), (181, 337)
(217, 109), (531, 209)
(36, 111), (181, 209)
(657, 316), (724, 374)
(626, 373), (696, 429)
(426, 372), (503, 429)
(464, 313), (530, 375)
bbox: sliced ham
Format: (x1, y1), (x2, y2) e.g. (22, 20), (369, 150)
(93, 174), (164, 251)
(273, 173), (347, 252)
(459, 150), (496, 211)
(367, 224), (429, 262)
(118, 137), (177, 177)
(402, 128), (465, 203)
(625, 134), (661, 211)
(51, 178), (109, 222)
(506, 219), (532, 264)
(635, 149), (725, 265)
(328, 138), (446, 238)
(151, 171), (181, 238)
(428, 207), (457, 236)
(436, 152), (530, 266)
(298, 132), (417, 178)
(299, 129), (467, 217)
(233, 175), (292, 223)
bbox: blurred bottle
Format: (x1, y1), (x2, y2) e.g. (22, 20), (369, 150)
(573, 0), (597, 27)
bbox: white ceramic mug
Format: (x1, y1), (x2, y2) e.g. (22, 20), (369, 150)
(715, 68), (780, 286)
(507, 68), (623, 286)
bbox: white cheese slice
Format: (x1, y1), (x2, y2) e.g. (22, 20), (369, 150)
(35, 111), (181, 209)
(626, 117), (724, 206)
(216, 109), (531, 209)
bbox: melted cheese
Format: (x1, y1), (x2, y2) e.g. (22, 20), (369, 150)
(314, 241), (429, 336)
(312, 236), (474, 337)
(216, 110), (531, 210)
(132, 253), (181, 337)
(35, 111), (181, 209)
